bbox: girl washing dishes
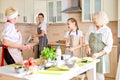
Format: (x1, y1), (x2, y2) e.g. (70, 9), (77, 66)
(1, 7), (32, 65)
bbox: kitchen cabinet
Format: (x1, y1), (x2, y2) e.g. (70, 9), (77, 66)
(0, 0), (68, 23)
(82, 0), (117, 22)
(33, 0), (68, 23)
(23, 0), (34, 23)
(105, 46), (117, 79)
(82, 0), (102, 22)
(22, 44), (38, 60)
(118, 0), (120, 20)
(33, 0), (48, 23)
(0, 0), (34, 23)
(103, 0), (117, 21)
(47, 0), (62, 23)
(47, 0), (68, 23)
(0, 0), (24, 23)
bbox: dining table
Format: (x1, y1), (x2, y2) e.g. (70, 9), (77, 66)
(0, 57), (100, 80)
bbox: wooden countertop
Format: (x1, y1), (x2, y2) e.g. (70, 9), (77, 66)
(26, 42), (39, 46)
(48, 42), (65, 46)
(48, 42), (117, 47)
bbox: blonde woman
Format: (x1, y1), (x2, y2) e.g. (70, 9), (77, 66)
(85, 11), (113, 80)
(1, 7), (31, 65)
(33, 13), (48, 58)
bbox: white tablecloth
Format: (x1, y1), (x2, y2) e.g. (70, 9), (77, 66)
(0, 59), (100, 80)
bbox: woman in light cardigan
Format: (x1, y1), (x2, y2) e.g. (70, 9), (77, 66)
(85, 11), (113, 80)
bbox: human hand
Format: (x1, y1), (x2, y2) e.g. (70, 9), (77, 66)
(25, 44), (32, 50)
(32, 34), (37, 38)
(66, 42), (70, 47)
(85, 47), (92, 56)
(21, 44), (32, 50)
(92, 53), (100, 59)
(69, 47), (74, 52)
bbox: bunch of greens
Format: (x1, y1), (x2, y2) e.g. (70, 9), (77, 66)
(41, 47), (56, 60)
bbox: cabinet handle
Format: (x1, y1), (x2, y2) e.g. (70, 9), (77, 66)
(23, 16), (27, 22)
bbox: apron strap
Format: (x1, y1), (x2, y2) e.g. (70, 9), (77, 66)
(1, 45), (7, 66)
(7, 20), (12, 23)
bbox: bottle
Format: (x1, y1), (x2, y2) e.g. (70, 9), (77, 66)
(56, 45), (62, 67)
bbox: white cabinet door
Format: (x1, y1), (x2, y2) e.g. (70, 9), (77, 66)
(0, 0), (34, 23)
(0, 0), (24, 22)
(56, 0), (62, 22)
(24, 0), (34, 23)
(82, 0), (91, 22)
(47, 0), (68, 23)
(82, 0), (117, 22)
(103, 0), (117, 21)
(47, 0), (54, 23)
(47, 0), (62, 23)
(82, 0), (102, 22)
(33, 0), (47, 23)
(93, 0), (102, 12)
(118, 0), (120, 20)
(33, 0), (68, 23)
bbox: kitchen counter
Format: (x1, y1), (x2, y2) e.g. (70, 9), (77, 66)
(48, 42), (65, 46)
(48, 42), (66, 54)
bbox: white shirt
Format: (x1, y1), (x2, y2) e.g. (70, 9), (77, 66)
(85, 24), (113, 54)
(64, 30), (83, 39)
(38, 21), (47, 34)
(2, 22), (21, 43)
(2, 22), (23, 63)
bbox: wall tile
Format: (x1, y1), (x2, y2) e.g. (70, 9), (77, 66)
(0, 20), (117, 45)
